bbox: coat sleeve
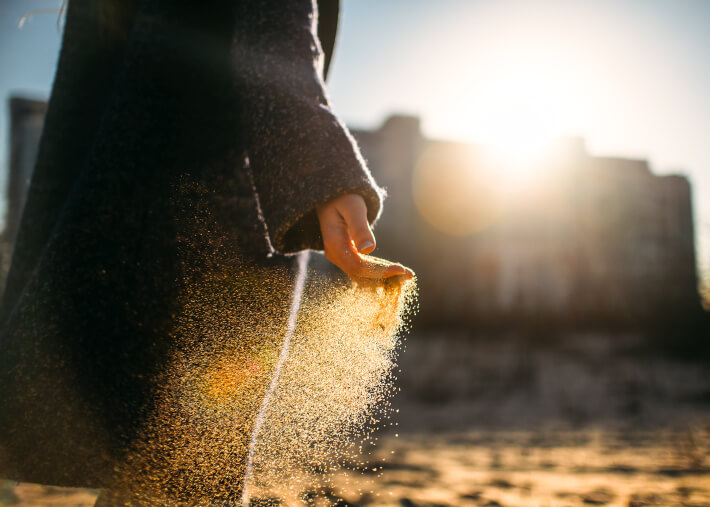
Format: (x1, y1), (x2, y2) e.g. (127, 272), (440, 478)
(231, 0), (385, 253)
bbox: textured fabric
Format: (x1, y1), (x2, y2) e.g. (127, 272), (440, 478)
(0, 0), (383, 488)
(231, 0), (383, 253)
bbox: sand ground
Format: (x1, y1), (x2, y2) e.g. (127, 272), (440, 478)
(2, 333), (709, 506)
(2, 426), (709, 506)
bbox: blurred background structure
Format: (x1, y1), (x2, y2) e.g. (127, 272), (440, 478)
(355, 116), (701, 330)
(4, 102), (704, 336)
(4, 97), (45, 244)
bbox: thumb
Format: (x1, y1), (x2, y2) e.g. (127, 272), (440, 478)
(353, 223), (376, 254)
(337, 194), (376, 254)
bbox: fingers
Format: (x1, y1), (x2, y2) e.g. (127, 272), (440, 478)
(321, 224), (413, 280)
(381, 262), (414, 279)
(335, 194), (376, 254)
(322, 223), (374, 279)
(325, 245), (413, 281)
(317, 193), (415, 281)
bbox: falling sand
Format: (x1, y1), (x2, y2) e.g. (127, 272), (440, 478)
(103, 245), (417, 505)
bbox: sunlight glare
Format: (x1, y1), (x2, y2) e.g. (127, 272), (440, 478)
(442, 49), (584, 182)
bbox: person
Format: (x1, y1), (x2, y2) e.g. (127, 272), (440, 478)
(0, 0), (412, 503)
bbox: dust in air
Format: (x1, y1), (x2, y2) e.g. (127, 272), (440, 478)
(107, 250), (417, 506)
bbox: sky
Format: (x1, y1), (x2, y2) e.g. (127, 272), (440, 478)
(1, 0), (709, 289)
(327, 0), (710, 289)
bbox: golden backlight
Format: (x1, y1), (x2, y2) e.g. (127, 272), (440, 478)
(414, 43), (598, 236)
(412, 144), (502, 236)
(438, 44), (593, 182)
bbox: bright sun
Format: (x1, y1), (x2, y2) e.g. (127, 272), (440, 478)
(413, 53), (583, 236)
(442, 50), (582, 180)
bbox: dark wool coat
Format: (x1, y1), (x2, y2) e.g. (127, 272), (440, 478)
(0, 0), (383, 489)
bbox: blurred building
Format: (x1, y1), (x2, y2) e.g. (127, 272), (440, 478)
(1, 101), (701, 327)
(5, 97), (47, 244)
(1, 97), (47, 291)
(352, 115), (700, 327)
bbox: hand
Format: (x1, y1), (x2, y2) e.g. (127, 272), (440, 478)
(316, 193), (414, 281)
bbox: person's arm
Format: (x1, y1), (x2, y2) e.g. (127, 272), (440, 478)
(231, 0), (411, 279)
